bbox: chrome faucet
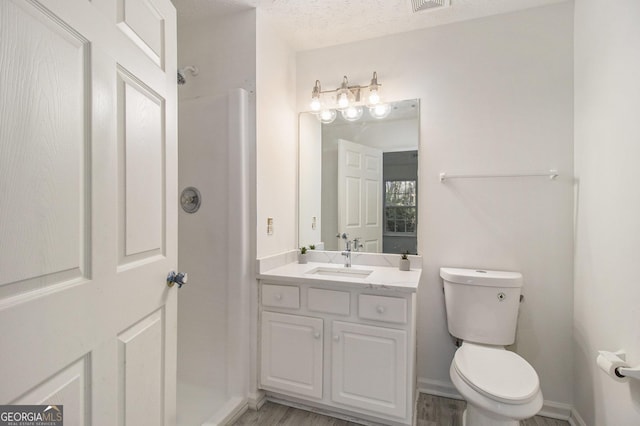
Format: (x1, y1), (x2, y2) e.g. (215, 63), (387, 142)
(336, 233), (352, 268)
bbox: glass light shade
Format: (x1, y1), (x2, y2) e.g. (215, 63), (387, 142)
(336, 91), (351, 109)
(341, 106), (363, 121)
(336, 76), (354, 110)
(368, 88), (381, 105)
(369, 103), (391, 119)
(310, 96), (321, 112)
(310, 80), (322, 112)
(318, 109), (337, 124)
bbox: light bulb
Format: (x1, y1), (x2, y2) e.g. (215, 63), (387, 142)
(368, 88), (380, 105)
(335, 76), (353, 110)
(318, 109), (337, 124)
(310, 80), (322, 112)
(367, 71), (382, 106)
(310, 97), (321, 112)
(341, 106), (363, 122)
(337, 92), (350, 109)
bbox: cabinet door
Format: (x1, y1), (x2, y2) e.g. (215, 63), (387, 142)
(261, 311), (323, 398)
(331, 321), (407, 418)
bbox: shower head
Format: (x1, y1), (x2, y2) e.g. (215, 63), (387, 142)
(177, 65), (199, 85)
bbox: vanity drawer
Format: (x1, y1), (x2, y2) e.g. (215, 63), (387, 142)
(358, 294), (407, 324)
(308, 288), (350, 316)
(262, 284), (300, 309)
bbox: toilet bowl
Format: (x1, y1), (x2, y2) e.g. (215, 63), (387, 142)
(450, 342), (543, 426)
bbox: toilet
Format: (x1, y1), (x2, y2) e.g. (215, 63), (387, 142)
(440, 267), (543, 426)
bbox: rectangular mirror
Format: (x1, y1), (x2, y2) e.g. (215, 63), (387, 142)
(299, 99), (419, 254)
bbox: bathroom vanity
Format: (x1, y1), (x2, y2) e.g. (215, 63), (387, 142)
(257, 252), (421, 425)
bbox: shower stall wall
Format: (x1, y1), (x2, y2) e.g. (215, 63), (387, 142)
(177, 89), (252, 425)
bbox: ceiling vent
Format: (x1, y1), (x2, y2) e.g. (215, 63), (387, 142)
(410, 0), (451, 13)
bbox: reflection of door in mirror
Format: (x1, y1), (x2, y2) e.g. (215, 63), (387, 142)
(338, 139), (383, 253)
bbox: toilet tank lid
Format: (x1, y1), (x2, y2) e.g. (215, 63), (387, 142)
(440, 267), (522, 288)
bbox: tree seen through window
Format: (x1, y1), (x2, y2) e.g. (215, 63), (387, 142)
(384, 180), (417, 234)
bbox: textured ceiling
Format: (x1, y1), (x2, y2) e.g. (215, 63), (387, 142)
(172, 0), (568, 51)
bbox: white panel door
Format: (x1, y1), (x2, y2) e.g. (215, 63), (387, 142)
(0, 0), (178, 424)
(260, 311), (323, 399)
(337, 139), (382, 252)
(331, 321), (407, 419)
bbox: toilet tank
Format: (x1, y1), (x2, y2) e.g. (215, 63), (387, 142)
(440, 267), (523, 345)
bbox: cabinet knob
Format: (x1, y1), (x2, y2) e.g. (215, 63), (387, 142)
(333, 335), (340, 342)
(274, 293), (282, 300)
(376, 305), (386, 314)
(314, 331), (321, 339)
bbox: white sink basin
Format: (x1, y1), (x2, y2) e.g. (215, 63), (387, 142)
(305, 266), (373, 279)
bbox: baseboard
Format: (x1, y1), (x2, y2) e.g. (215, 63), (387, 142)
(568, 407), (587, 426)
(417, 377), (574, 422)
(202, 396), (247, 426)
(417, 377), (463, 400)
(247, 390), (267, 411)
(537, 400), (572, 421)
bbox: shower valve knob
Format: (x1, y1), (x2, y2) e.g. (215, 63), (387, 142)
(167, 271), (188, 288)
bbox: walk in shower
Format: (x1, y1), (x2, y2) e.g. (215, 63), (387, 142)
(176, 88), (252, 425)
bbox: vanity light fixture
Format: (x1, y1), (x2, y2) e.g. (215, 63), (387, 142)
(309, 71), (389, 122)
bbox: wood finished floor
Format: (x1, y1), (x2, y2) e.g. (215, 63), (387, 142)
(231, 394), (570, 426)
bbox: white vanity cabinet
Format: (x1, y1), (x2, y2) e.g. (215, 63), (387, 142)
(258, 279), (417, 426)
(331, 321), (408, 418)
(260, 311), (323, 398)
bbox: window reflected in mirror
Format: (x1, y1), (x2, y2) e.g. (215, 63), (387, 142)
(384, 180), (417, 234)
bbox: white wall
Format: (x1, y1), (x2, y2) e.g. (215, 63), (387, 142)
(256, 12), (298, 258)
(573, 0), (640, 424)
(297, 3), (575, 408)
(177, 11), (256, 101)
(298, 113), (322, 248)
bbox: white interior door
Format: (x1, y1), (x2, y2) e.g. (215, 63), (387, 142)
(338, 139), (383, 252)
(0, 0), (177, 424)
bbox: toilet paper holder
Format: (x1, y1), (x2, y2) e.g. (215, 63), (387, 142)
(598, 350), (640, 381)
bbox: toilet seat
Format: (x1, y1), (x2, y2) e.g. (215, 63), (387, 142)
(453, 343), (540, 404)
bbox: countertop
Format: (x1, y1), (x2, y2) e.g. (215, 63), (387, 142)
(257, 261), (421, 293)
